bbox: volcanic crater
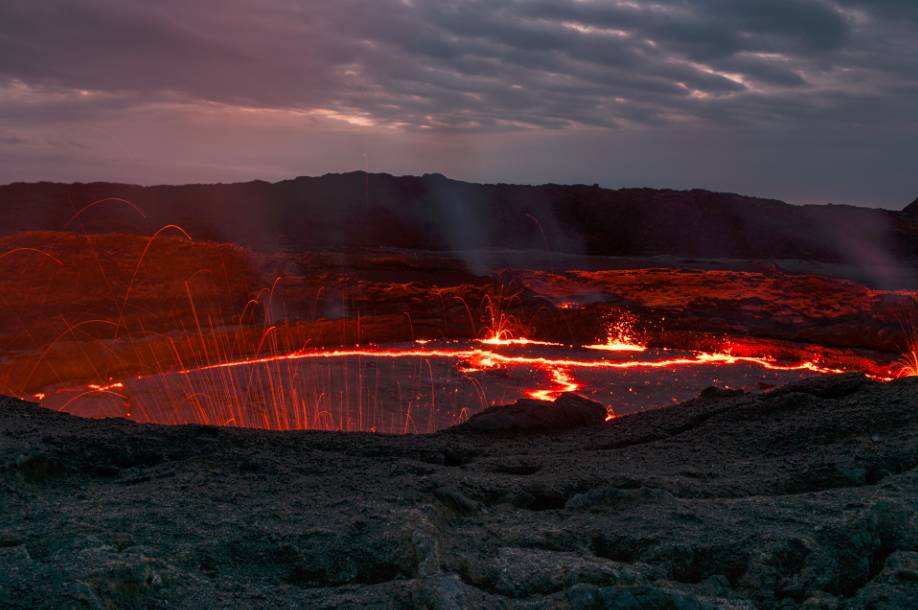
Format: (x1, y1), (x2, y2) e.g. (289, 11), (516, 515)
(1, 175), (917, 607)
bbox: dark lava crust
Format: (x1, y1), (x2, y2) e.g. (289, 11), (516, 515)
(2, 375), (917, 608)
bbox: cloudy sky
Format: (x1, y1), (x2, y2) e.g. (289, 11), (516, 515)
(1, 0), (916, 208)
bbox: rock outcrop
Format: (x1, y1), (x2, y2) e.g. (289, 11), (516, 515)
(452, 393), (607, 432)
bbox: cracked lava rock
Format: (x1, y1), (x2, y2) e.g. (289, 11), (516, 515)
(1, 374), (917, 608)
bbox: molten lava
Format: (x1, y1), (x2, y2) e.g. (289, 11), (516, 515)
(0, 210), (913, 435)
(38, 335), (894, 434)
(526, 367), (580, 401)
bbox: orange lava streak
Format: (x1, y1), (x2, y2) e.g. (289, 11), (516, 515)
(87, 381), (125, 391)
(65, 197), (147, 227)
(0, 247), (65, 266)
(527, 367), (580, 401)
(173, 343), (870, 379)
(58, 388), (128, 411)
(22, 318), (121, 392)
(122, 224), (193, 307)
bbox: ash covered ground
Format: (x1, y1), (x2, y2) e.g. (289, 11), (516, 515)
(2, 374), (917, 608)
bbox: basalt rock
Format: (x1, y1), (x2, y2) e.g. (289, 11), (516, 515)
(451, 393), (607, 433)
(1, 378), (917, 608)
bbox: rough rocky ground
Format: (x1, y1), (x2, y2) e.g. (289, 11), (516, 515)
(1, 374), (917, 608)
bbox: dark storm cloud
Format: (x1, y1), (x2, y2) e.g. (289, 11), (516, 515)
(0, 0), (916, 206)
(2, 0), (916, 131)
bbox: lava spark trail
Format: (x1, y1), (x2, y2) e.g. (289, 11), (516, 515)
(177, 343), (860, 378)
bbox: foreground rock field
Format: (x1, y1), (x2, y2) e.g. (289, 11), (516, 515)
(1, 374), (917, 608)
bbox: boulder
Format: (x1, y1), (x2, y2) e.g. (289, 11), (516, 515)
(452, 393), (607, 433)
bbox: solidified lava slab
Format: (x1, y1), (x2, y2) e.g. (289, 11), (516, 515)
(517, 268), (918, 353)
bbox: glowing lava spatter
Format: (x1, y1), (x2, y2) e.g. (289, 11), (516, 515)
(478, 335), (564, 347)
(585, 316), (647, 352)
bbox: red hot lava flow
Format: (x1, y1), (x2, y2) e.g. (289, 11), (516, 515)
(0, 203), (914, 434)
(37, 330), (899, 434)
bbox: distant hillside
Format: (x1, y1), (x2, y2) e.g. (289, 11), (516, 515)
(2, 172), (916, 264)
(904, 197), (918, 220)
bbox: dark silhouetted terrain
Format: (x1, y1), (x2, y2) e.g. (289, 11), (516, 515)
(3, 173), (917, 264)
(904, 197), (918, 220)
